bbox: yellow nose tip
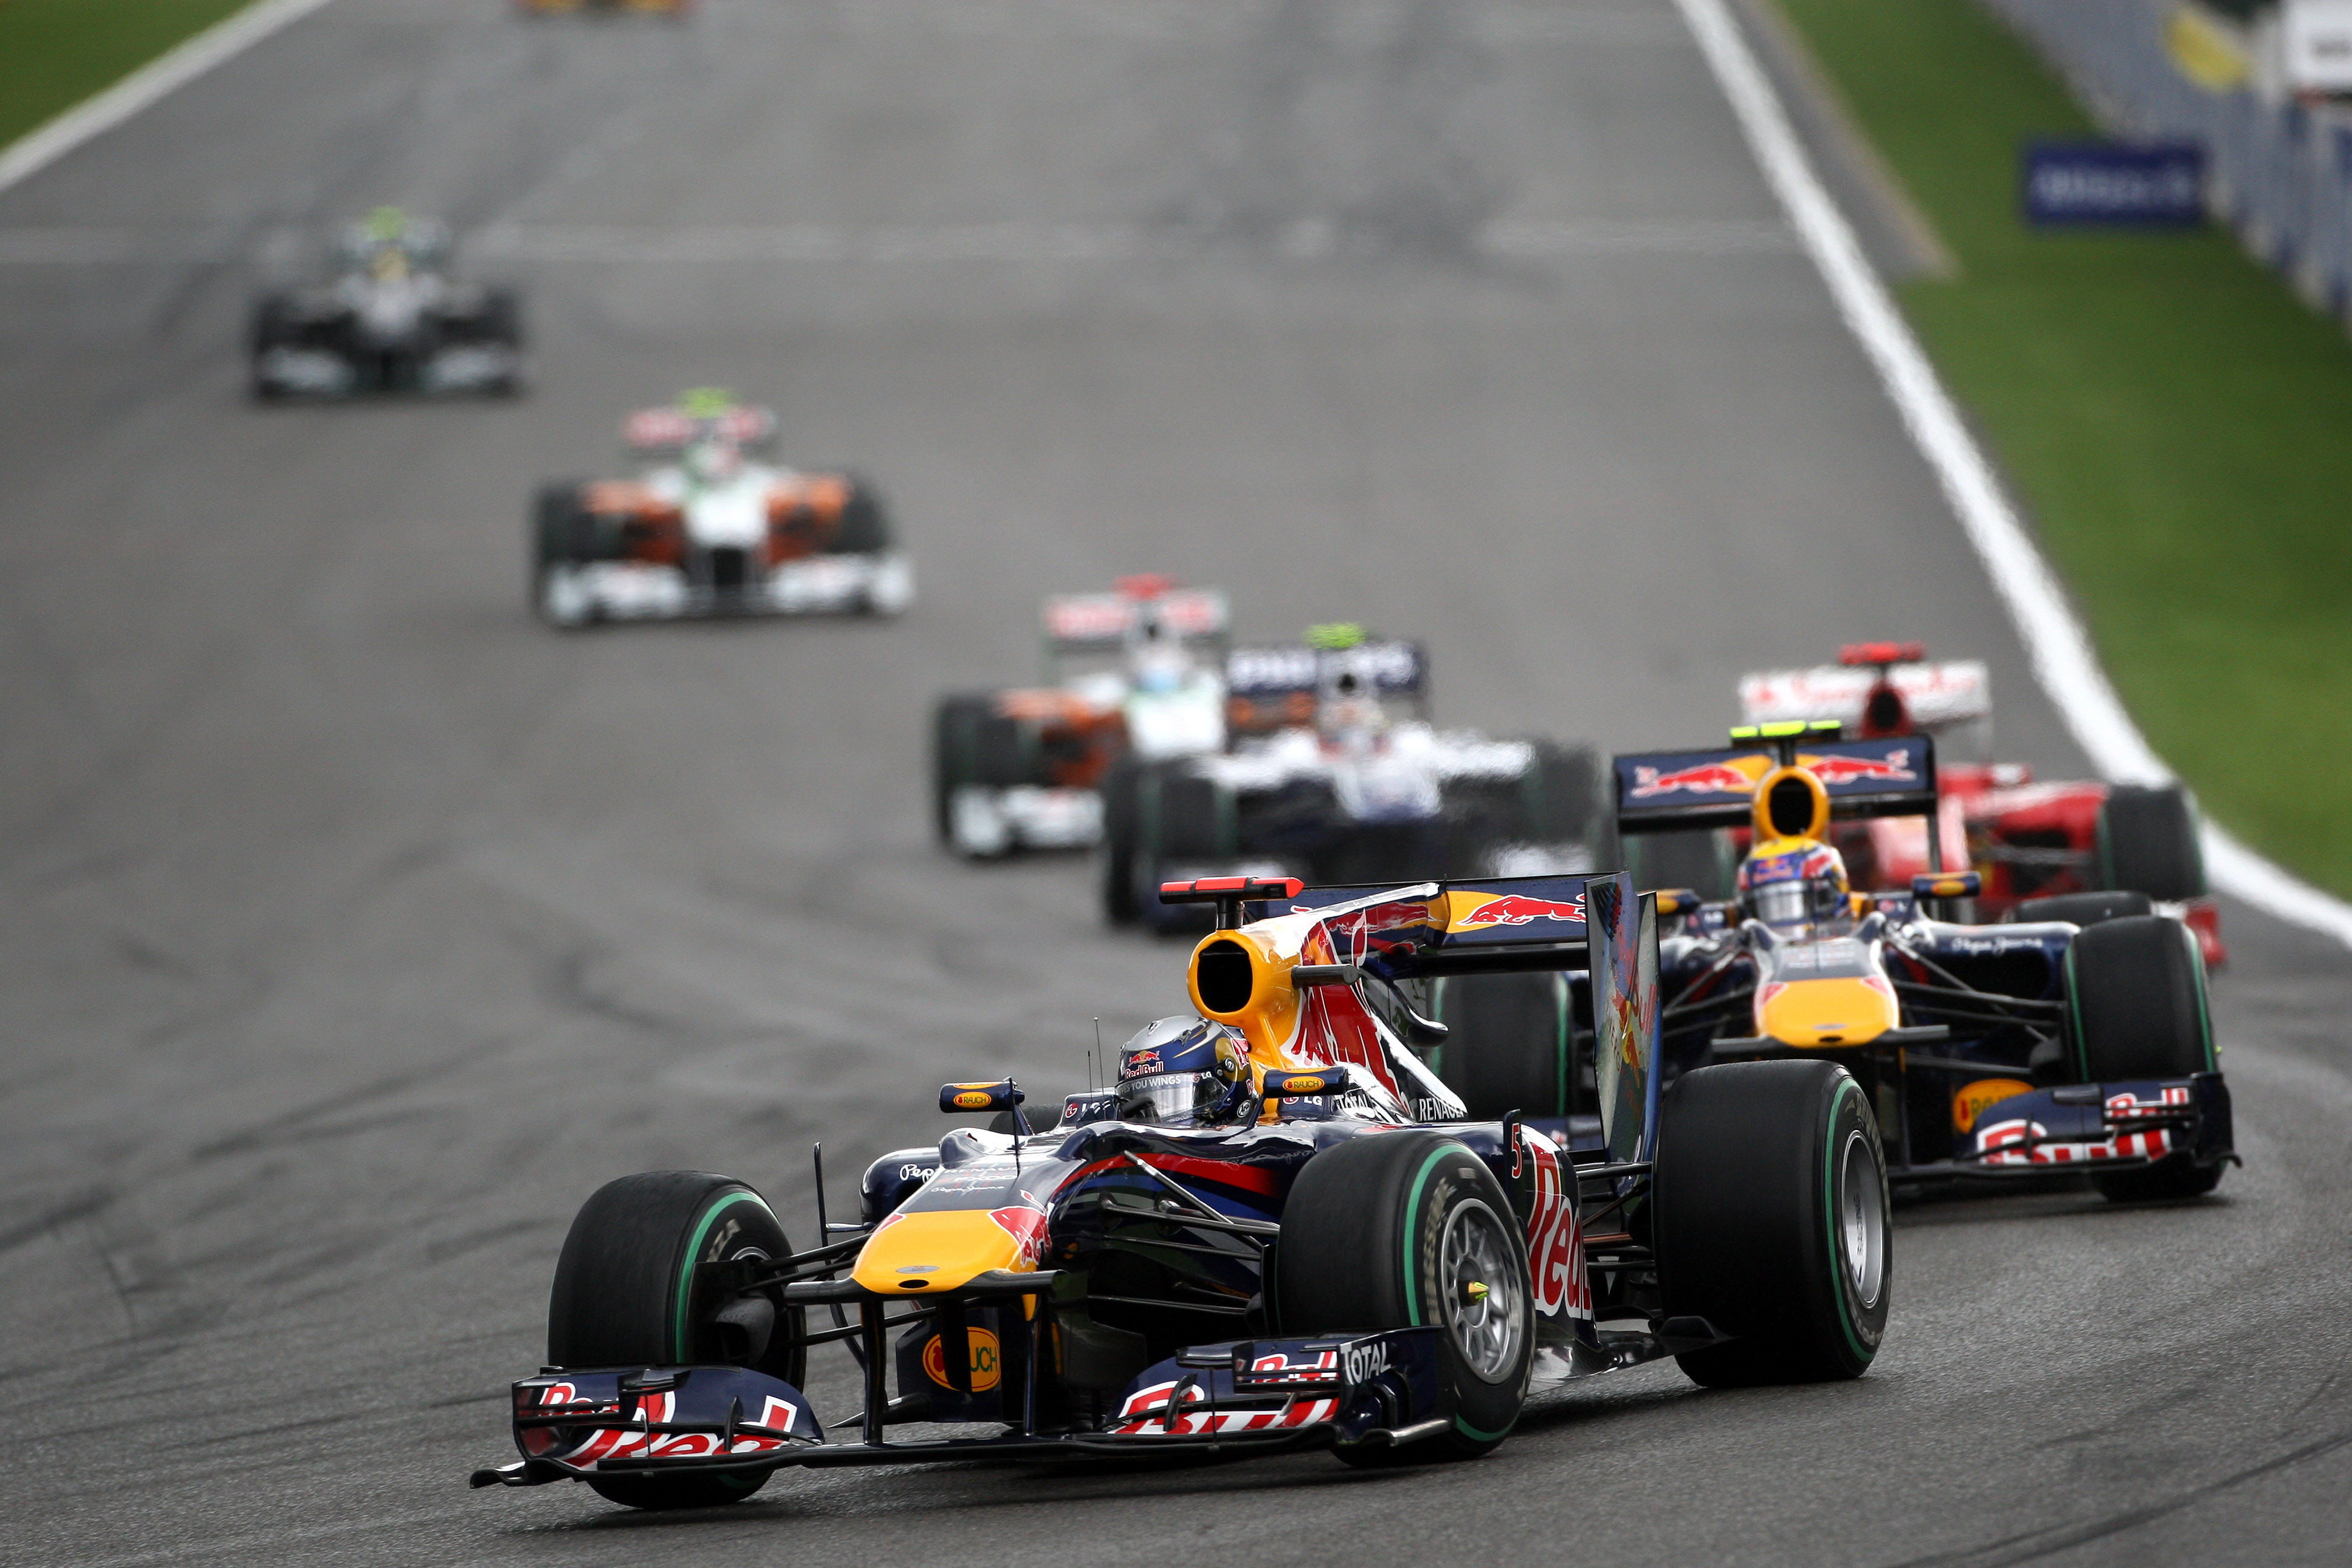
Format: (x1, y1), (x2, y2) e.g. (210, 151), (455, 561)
(1463, 1281), (1489, 1301)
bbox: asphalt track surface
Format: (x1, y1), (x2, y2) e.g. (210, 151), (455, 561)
(1, 1), (2347, 1563)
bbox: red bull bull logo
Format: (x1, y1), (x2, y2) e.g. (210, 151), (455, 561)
(1628, 761), (1757, 799)
(1459, 893), (1586, 929)
(1802, 750), (1917, 785)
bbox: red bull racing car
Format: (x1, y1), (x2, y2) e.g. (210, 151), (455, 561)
(532, 392), (910, 626)
(1606, 722), (2234, 1201)
(471, 869), (1893, 1510)
(1736, 642), (2222, 964)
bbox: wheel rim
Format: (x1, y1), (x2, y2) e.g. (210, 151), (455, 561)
(1438, 1198), (1525, 1382)
(1837, 1129), (1886, 1309)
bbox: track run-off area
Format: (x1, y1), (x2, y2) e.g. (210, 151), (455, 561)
(0, 1), (2347, 1563)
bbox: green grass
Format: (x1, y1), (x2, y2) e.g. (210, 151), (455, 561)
(1775, 0), (2352, 897)
(0, 0), (260, 151)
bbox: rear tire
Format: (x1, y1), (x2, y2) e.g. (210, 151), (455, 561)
(1275, 1131), (1533, 1465)
(932, 695), (993, 843)
(2097, 785), (2204, 901)
(1429, 973), (1572, 1118)
(547, 1171), (802, 1509)
(827, 474), (892, 555)
(1100, 756), (1142, 926)
(1655, 1060), (1890, 1386)
(2065, 915), (2222, 1201)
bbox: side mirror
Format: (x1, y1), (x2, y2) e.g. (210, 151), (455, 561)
(1651, 888), (1704, 916)
(1911, 872), (1981, 901)
(1263, 1065), (1353, 1100)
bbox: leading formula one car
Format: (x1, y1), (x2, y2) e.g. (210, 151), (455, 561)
(471, 869), (1893, 1510)
(532, 391), (911, 626)
(1609, 721), (2233, 1201)
(1736, 642), (2223, 964)
(1103, 627), (1601, 933)
(933, 577), (1230, 858)
(250, 210), (522, 399)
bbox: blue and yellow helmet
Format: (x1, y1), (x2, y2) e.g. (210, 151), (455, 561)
(1116, 1016), (1249, 1125)
(1737, 838), (1850, 927)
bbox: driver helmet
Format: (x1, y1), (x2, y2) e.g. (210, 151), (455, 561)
(1127, 611), (1194, 695)
(1317, 668), (1386, 740)
(684, 436), (744, 486)
(1114, 1016), (1250, 1126)
(1737, 838), (1851, 927)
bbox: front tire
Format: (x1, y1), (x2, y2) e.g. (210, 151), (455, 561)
(1275, 1131), (1533, 1464)
(2065, 915), (2222, 1201)
(547, 1171), (802, 1509)
(1655, 1060), (1890, 1387)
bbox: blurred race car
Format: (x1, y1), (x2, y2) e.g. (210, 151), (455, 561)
(250, 210), (521, 399)
(1731, 642), (2221, 963)
(1608, 722), (2233, 1200)
(532, 391), (911, 626)
(932, 577), (1230, 858)
(470, 868), (1892, 1510)
(1102, 627), (1601, 932)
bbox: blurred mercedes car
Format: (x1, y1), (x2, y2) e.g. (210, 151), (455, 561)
(532, 391), (910, 626)
(250, 210), (521, 399)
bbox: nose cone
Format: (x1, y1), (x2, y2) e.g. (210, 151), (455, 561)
(1757, 976), (1900, 1048)
(850, 1209), (1042, 1293)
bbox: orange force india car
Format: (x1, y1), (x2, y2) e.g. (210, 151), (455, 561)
(932, 577), (1230, 858)
(471, 870), (1892, 1511)
(532, 394), (909, 626)
(1613, 721), (2233, 1200)
(1730, 642), (2221, 964)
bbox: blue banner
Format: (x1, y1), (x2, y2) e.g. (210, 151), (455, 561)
(2022, 142), (2204, 226)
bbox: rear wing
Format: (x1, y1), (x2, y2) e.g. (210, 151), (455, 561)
(623, 402), (778, 456)
(1276, 872), (1659, 1161)
(1226, 638), (1427, 734)
(1739, 653), (1989, 733)
(1613, 733), (1939, 833)
(1040, 582), (1230, 653)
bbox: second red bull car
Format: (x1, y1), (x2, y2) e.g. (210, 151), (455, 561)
(471, 869), (1892, 1511)
(1606, 722), (2233, 1201)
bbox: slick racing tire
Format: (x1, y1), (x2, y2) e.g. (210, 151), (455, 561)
(1275, 1131), (1534, 1466)
(931, 694), (998, 843)
(825, 474), (893, 556)
(2097, 784), (2204, 901)
(1655, 1060), (1890, 1387)
(547, 1172), (803, 1509)
(1520, 740), (1602, 849)
(1428, 972), (1575, 1119)
(532, 482), (596, 625)
(1627, 827), (1736, 903)
(1100, 756), (1143, 925)
(2065, 916), (2223, 1201)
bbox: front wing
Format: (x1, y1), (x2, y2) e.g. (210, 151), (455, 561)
(470, 1328), (1448, 1489)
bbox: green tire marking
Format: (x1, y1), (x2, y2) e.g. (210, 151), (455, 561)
(1397, 1144), (1457, 1328)
(1823, 1078), (1873, 1361)
(672, 1189), (773, 1361)
(2063, 944), (2088, 1081)
(1453, 1414), (1511, 1442)
(2186, 926), (2217, 1070)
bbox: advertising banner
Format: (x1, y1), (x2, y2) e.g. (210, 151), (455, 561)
(2021, 141), (2204, 226)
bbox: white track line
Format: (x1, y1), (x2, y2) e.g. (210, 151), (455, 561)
(0, 0), (345, 199)
(1671, 0), (2352, 950)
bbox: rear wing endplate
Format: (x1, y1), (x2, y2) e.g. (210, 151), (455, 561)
(1275, 872), (1659, 1161)
(1613, 734), (1939, 834)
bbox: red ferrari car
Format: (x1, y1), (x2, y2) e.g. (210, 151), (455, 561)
(1735, 643), (2223, 964)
